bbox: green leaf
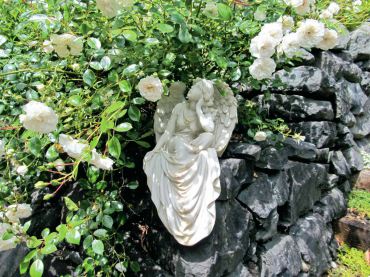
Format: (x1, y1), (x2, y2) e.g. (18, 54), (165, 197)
(22, 221), (32, 233)
(56, 224), (68, 241)
(64, 197), (79, 211)
(122, 64), (140, 75)
(30, 259), (44, 277)
(128, 105), (141, 121)
(65, 229), (81, 245)
(217, 3), (233, 21)
(19, 260), (30, 275)
(127, 181), (139, 190)
(83, 235), (93, 250)
(114, 122), (132, 132)
(92, 239), (104, 255)
(93, 229), (108, 238)
(102, 215), (113, 229)
(122, 30), (137, 42)
(29, 137), (41, 157)
(130, 261), (140, 273)
(87, 37), (101, 49)
(23, 249), (37, 263)
(90, 61), (103, 71)
(45, 145), (59, 161)
(108, 136), (121, 159)
(68, 95), (83, 107)
(231, 67), (242, 81)
(134, 140), (151, 148)
(178, 25), (192, 43)
(87, 166), (100, 183)
(118, 80), (132, 93)
(104, 101), (125, 115)
(156, 23), (174, 33)
(100, 56), (111, 71)
(41, 244), (57, 255)
(83, 69), (96, 87)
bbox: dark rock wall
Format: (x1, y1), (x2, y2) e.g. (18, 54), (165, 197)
(145, 23), (370, 277)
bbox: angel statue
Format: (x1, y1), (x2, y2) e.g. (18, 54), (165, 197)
(143, 79), (238, 246)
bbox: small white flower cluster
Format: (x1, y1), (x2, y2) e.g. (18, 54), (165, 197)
(59, 134), (114, 170)
(20, 101), (58, 134)
(284, 0), (316, 15)
(96, 0), (134, 18)
(138, 76), (164, 102)
(0, 204), (32, 252)
(249, 2), (339, 80)
(43, 34), (83, 58)
(320, 2), (340, 19)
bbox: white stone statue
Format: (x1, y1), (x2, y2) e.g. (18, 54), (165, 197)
(143, 79), (238, 246)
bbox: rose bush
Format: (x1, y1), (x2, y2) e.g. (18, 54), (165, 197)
(0, 0), (368, 276)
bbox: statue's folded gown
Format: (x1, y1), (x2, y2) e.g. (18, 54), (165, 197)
(143, 103), (221, 246)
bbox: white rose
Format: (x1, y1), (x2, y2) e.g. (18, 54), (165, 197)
(254, 9), (266, 21)
(35, 84), (45, 92)
(138, 76), (163, 102)
(119, 0), (134, 8)
(59, 134), (88, 160)
(277, 33), (302, 58)
(353, 0), (362, 12)
(50, 34), (83, 58)
(296, 19), (325, 48)
(96, 0), (121, 18)
(327, 2), (340, 14)
(54, 158), (65, 171)
(91, 150), (114, 170)
(249, 34), (277, 58)
(254, 131), (267, 142)
(249, 58), (276, 80)
(278, 16), (294, 33)
(16, 165), (28, 176)
(291, 0), (315, 15)
(260, 22), (284, 43)
(316, 28), (338, 50)
(19, 101), (58, 134)
(42, 40), (54, 53)
(319, 9), (333, 19)
(5, 204), (32, 223)
(0, 140), (5, 157)
(203, 2), (218, 18)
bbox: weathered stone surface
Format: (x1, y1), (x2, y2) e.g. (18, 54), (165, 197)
(224, 143), (261, 160)
(152, 200), (253, 277)
(322, 174), (339, 190)
(256, 146), (288, 170)
(219, 164), (242, 201)
(337, 132), (357, 149)
(343, 147), (364, 173)
(279, 162), (326, 226)
(0, 244), (28, 277)
(289, 121), (337, 148)
(348, 22), (370, 60)
(238, 172), (288, 219)
(220, 158), (253, 186)
(350, 98), (370, 138)
(355, 169), (370, 192)
(260, 235), (302, 277)
(272, 66), (324, 95)
(282, 138), (317, 161)
(342, 62), (363, 83)
(290, 213), (334, 276)
(330, 151), (352, 177)
(355, 136), (370, 153)
(225, 263), (253, 277)
(313, 188), (346, 222)
(256, 209), (279, 242)
(361, 71), (370, 95)
(346, 81), (367, 115)
(315, 51), (344, 81)
(255, 94), (334, 121)
(315, 148), (330, 163)
(334, 23), (351, 50)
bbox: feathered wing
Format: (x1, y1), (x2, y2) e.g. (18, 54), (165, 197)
(212, 82), (238, 156)
(154, 82), (186, 142)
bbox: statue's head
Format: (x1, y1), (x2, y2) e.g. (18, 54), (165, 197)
(188, 79), (214, 104)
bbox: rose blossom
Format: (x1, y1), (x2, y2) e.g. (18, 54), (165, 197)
(138, 76), (163, 102)
(249, 34), (277, 58)
(254, 9), (266, 21)
(91, 150), (114, 170)
(277, 33), (302, 58)
(20, 101), (58, 134)
(16, 165), (28, 176)
(50, 34), (83, 58)
(296, 19), (325, 48)
(327, 2), (340, 14)
(278, 16), (294, 33)
(316, 29), (338, 50)
(59, 134), (88, 160)
(249, 58), (276, 80)
(260, 22), (284, 43)
(254, 131), (267, 142)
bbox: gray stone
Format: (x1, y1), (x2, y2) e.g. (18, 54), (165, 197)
(290, 213), (335, 276)
(343, 147), (364, 172)
(256, 209), (279, 242)
(219, 158), (253, 186)
(256, 146), (288, 170)
(334, 23), (350, 50)
(255, 94), (334, 122)
(225, 263), (253, 277)
(315, 51), (345, 81)
(322, 174), (339, 190)
(0, 244), (28, 277)
(260, 235), (302, 277)
(282, 138), (317, 161)
(279, 162), (326, 226)
(361, 72), (370, 95)
(313, 188), (346, 222)
(355, 136), (370, 153)
(224, 143), (261, 160)
(337, 132), (357, 149)
(154, 200), (253, 277)
(289, 121), (337, 148)
(348, 22), (370, 61)
(338, 180), (352, 194)
(219, 165), (242, 201)
(350, 98), (370, 138)
(346, 82), (367, 115)
(237, 172), (288, 219)
(315, 148), (330, 163)
(330, 151), (351, 177)
(272, 66), (324, 95)
(342, 62), (363, 83)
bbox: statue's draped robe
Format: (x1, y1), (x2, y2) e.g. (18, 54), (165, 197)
(144, 103), (221, 246)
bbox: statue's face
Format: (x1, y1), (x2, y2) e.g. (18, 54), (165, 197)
(187, 85), (202, 102)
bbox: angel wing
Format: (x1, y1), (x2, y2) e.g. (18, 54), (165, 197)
(212, 82), (238, 156)
(154, 82), (186, 142)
